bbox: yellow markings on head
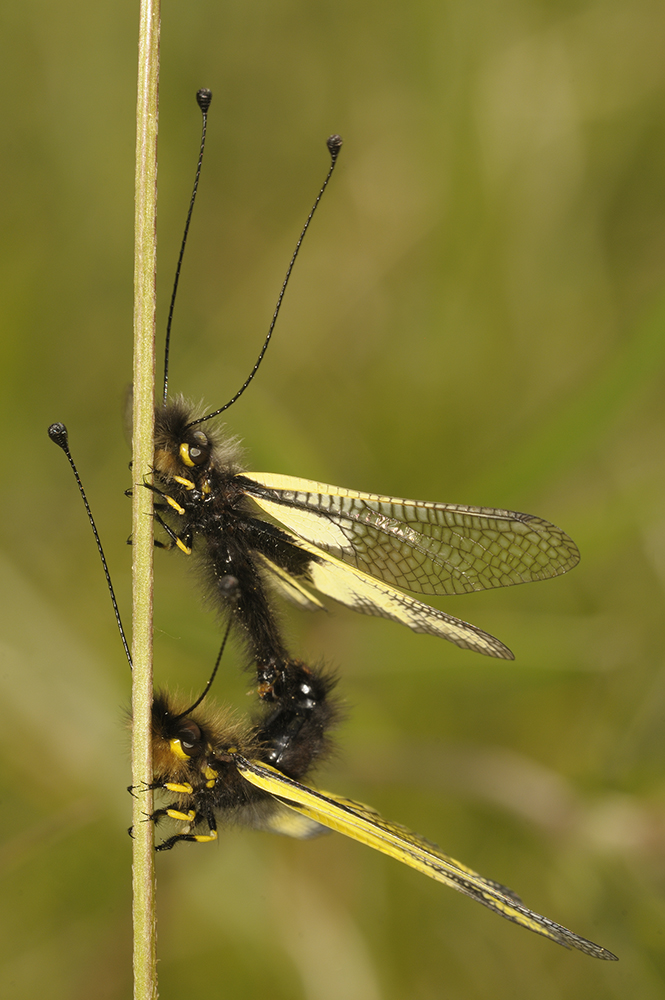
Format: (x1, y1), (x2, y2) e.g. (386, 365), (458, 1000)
(179, 443), (196, 468)
(166, 808), (196, 822)
(203, 766), (217, 782)
(164, 781), (194, 794)
(170, 737), (193, 760)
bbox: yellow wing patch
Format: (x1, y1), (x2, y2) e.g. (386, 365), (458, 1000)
(252, 488), (354, 554)
(232, 753), (617, 961)
(268, 532), (513, 658)
(242, 472), (580, 597)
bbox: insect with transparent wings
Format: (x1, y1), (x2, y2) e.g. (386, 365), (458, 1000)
(48, 420), (612, 960)
(150, 666), (614, 961)
(150, 93), (579, 666)
(154, 401), (579, 662)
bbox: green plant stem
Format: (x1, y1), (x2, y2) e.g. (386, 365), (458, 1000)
(132, 2), (160, 998)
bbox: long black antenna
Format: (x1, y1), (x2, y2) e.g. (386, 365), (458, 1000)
(162, 88), (213, 406)
(187, 133), (343, 428)
(172, 619), (232, 720)
(48, 423), (133, 671)
(49, 420), (228, 713)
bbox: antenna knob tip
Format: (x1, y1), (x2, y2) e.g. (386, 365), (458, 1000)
(327, 134), (343, 160)
(197, 89), (213, 112)
(48, 422), (69, 450)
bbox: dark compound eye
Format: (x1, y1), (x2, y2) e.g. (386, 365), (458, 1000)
(182, 430), (211, 467)
(189, 431), (209, 461)
(176, 721), (202, 753)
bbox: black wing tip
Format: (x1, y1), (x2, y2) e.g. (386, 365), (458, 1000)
(532, 917), (618, 960)
(568, 938), (618, 961)
(480, 640), (514, 660)
(466, 631), (514, 660)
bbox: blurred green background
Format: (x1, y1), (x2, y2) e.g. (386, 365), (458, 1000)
(2, 1), (664, 997)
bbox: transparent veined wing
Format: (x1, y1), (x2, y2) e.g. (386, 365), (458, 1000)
(259, 535), (514, 658)
(232, 753), (617, 961)
(239, 473), (580, 597)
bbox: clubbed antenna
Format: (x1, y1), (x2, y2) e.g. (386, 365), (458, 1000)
(187, 133), (344, 427)
(48, 422), (133, 671)
(162, 88), (214, 406)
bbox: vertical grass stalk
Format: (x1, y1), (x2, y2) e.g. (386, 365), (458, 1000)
(132, 2), (160, 997)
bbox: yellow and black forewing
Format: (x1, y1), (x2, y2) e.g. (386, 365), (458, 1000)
(232, 753), (617, 961)
(240, 473), (580, 596)
(261, 534), (514, 658)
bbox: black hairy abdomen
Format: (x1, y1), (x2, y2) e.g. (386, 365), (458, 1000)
(158, 470), (315, 669)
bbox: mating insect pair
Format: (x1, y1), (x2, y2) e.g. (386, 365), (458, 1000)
(48, 90), (615, 961)
(50, 421), (617, 960)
